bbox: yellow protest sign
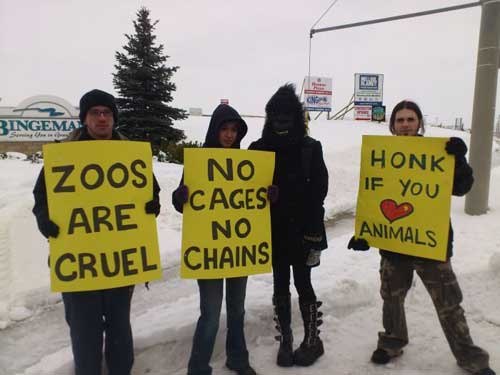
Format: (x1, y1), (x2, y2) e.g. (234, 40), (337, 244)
(43, 141), (162, 292)
(354, 135), (454, 261)
(181, 148), (275, 279)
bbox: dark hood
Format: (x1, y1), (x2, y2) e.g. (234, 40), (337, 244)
(262, 83), (306, 146)
(204, 104), (248, 148)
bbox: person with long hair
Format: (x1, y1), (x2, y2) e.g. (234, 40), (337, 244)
(348, 100), (495, 375)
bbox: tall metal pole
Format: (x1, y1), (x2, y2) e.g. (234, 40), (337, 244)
(465, 0), (500, 215)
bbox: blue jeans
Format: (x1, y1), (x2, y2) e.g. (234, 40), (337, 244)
(187, 277), (249, 375)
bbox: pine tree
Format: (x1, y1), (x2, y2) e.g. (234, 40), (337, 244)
(113, 7), (186, 149)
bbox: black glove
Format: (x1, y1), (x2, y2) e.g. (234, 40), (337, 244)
(445, 137), (467, 157)
(347, 236), (370, 251)
(145, 199), (161, 217)
(37, 217), (60, 239)
(173, 185), (189, 205)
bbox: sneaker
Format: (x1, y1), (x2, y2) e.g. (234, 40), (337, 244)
(371, 348), (403, 364)
(475, 368), (496, 375)
(226, 364), (257, 375)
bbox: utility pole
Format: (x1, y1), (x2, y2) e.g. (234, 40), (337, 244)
(465, 0), (500, 215)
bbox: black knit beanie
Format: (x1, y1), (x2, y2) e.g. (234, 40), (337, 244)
(79, 89), (118, 124)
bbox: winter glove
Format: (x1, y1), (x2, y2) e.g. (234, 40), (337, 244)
(347, 236), (370, 251)
(445, 137), (467, 157)
(145, 199), (161, 217)
(173, 184), (189, 205)
(37, 217), (60, 239)
(306, 249), (322, 267)
(267, 184), (279, 204)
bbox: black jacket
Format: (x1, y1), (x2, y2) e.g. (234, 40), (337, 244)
(171, 104), (248, 213)
(33, 127), (161, 237)
(249, 135), (329, 263)
(380, 145), (474, 261)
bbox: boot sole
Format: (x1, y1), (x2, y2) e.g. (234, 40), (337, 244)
(293, 347), (324, 366)
(277, 358), (294, 367)
(277, 351), (294, 367)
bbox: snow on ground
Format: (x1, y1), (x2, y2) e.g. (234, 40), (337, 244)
(0, 118), (499, 374)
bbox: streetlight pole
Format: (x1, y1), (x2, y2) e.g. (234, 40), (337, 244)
(465, 0), (500, 215)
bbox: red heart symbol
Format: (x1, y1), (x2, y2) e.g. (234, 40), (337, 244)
(380, 199), (414, 223)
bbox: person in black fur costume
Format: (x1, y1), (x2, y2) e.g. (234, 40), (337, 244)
(249, 84), (329, 367)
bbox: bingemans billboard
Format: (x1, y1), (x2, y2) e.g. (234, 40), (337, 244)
(0, 95), (83, 142)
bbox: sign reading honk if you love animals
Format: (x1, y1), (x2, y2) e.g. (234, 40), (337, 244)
(354, 135), (454, 261)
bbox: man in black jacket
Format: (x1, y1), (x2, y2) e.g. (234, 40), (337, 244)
(32, 89), (160, 375)
(249, 84), (329, 367)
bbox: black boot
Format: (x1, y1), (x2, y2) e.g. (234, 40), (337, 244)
(293, 300), (324, 366)
(273, 295), (294, 367)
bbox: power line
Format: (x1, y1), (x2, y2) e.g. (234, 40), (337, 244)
(310, 0), (341, 30)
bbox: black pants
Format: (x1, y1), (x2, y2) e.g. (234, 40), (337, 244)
(62, 286), (134, 375)
(272, 258), (316, 303)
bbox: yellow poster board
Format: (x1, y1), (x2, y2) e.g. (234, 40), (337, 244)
(354, 136), (454, 261)
(43, 141), (162, 292)
(181, 148), (275, 279)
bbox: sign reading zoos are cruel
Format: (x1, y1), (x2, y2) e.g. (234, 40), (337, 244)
(354, 136), (454, 261)
(182, 148), (275, 279)
(43, 141), (162, 292)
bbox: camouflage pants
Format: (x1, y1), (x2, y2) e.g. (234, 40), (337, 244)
(377, 256), (490, 373)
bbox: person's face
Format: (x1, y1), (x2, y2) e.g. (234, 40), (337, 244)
(393, 108), (420, 136)
(218, 121), (239, 148)
(85, 105), (114, 139)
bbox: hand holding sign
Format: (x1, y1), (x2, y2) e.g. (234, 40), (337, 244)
(145, 199), (161, 217)
(38, 217), (60, 239)
(347, 236), (370, 251)
(445, 137), (467, 157)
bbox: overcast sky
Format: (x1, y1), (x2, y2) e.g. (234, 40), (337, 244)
(1, 0), (498, 127)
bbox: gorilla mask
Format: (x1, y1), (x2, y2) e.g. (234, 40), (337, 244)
(264, 83), (305, 139)
(270, 113), (294, 135)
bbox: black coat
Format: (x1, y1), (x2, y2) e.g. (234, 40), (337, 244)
(380, 147), (474, 261)
(33, 127), (161, 237)
(249, 135), (329, 263)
